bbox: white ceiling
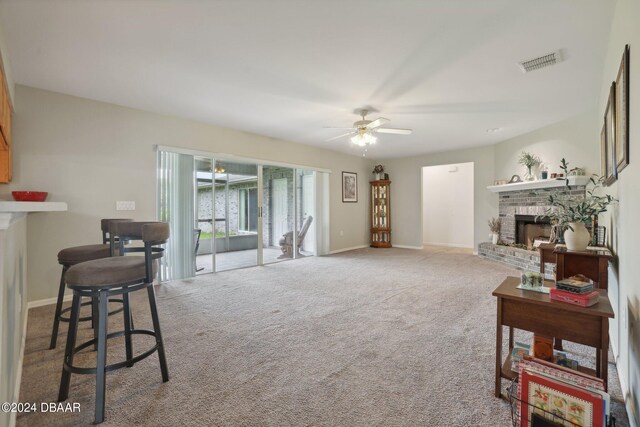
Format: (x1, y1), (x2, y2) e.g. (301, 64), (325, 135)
(0, 0), (614, 159)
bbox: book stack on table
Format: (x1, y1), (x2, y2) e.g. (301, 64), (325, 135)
(550, 275), (600, 307)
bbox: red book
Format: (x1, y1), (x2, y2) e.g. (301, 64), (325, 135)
(550, 288), (600, 307)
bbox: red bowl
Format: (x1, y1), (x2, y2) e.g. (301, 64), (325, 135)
(12, 191), (49, 202)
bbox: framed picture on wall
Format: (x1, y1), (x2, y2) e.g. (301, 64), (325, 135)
(603, 82), (617, 186)
(342, 171), (358, 203)
(600, 122), (608, 179)
(615, 44), (630, 174)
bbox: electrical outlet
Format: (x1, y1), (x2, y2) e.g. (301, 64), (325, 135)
(116, 201), (136, 211)
(340, 230), (344, 236)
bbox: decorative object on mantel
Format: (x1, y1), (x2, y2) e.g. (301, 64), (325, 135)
(494, 179), (508, 185)
(540, 162), (549, 180)
(568, 167), (585, 176)
(540, 159), (616, 251)
(518, 151), (541, 181)
(372, 164), (385, 180)
(508, 174), (522, 184)
(488, 217), (501, 244)
(615, 44), (630, 174)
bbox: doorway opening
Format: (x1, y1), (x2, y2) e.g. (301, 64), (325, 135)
(421, 162), (474, 250)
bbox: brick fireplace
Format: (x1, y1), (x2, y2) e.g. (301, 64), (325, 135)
(497, 184), (586, 245)
(478, 177), (588, 275)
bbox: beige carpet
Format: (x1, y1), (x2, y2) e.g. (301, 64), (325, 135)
(18, 247), (629, 426)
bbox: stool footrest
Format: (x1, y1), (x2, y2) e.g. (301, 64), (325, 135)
(57, 298), (125, 323)
(63, 329), (159, 375)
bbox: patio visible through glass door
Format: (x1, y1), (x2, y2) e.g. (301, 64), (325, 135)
(210, 161), (259, 272)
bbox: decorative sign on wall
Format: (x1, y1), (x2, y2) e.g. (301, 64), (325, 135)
(615, 44), (630, 174)
(602, 44), (631, 186)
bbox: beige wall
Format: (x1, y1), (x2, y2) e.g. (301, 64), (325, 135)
(382, 144), (496, 250)
(597, 0), (640, 424)
(3, 85), (371, 302)
(494, 110), (600, 180)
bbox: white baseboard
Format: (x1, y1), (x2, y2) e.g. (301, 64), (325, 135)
(423, 241), (474, 249)
(328, 245), (368, 255)
(394, 245), (424, 250)
(28, 294), (71, 309)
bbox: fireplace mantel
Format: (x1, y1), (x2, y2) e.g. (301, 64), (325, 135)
(486, 176), (590, 193)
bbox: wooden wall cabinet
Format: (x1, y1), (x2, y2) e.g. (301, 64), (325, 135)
(0, 64), (13, 183)
(370, 179), (391, 248)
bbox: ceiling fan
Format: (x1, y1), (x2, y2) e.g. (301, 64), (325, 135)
(325, 109), (413, 146)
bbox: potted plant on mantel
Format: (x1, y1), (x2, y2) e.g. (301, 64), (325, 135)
(519, 151), (541, 181)
(541, 159), (615, 251)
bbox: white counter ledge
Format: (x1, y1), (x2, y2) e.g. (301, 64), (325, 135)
(0, 201), (68, 229)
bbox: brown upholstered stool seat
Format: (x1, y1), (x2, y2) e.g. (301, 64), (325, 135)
(66, 256), (157, 289)
(58, 244), (112, 265)
(50, 219), (134, 351)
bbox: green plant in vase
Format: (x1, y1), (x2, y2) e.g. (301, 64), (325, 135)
(518, 151), (541, 181)
(540, 159), (615, 251)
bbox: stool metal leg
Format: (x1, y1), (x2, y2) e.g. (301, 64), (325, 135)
(95, 290), (109, 424)
(58, 293), (81, 401)
(123, 289), (134, 367)
(50, 266), (68, 349)
(147, 285), (169, 382)
(92, 297), (99, 351)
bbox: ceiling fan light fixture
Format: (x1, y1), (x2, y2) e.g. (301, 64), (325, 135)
(350, 132), (377, 146)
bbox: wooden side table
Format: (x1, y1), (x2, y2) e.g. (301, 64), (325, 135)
(493, 276), (614, 398)
(554, 246), (613, 290)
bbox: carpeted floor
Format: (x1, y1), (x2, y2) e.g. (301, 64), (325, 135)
(17, 247), (629, 426)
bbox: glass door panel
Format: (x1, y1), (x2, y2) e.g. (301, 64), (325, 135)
(296, 169), (316, 257)
(195, 157), (214, 275)
(262, 166), (295, 264)
(213, 161), (259, 271)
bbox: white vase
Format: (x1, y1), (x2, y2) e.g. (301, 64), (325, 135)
(491, 233), (499, 245)
(564, 222), (590, 251)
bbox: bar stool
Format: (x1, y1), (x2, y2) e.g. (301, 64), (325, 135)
(50, 219), (132, 349)
(58, 222), (170, 424)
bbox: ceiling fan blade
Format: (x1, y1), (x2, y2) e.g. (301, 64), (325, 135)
(365, 117), (390, 129)
(376, 128), (413, 135)
(323, 126), (356, 130)
(325, 132), (355, 142)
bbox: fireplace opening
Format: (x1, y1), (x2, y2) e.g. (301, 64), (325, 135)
(515, 215), (551, 248)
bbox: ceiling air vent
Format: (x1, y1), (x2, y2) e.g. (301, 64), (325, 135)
(518, 50), (563, 73)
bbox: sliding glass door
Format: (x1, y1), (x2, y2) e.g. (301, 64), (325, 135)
(195, 157), (214, 275)
(158, 147), (321, 281)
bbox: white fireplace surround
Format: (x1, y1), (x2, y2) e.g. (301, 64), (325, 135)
(486, 175), (590, 193)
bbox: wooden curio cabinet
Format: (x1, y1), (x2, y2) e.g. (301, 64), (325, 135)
(370, 180), (391, 248)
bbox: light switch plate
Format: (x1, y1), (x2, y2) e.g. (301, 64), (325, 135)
(116, 201), (136, 211)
